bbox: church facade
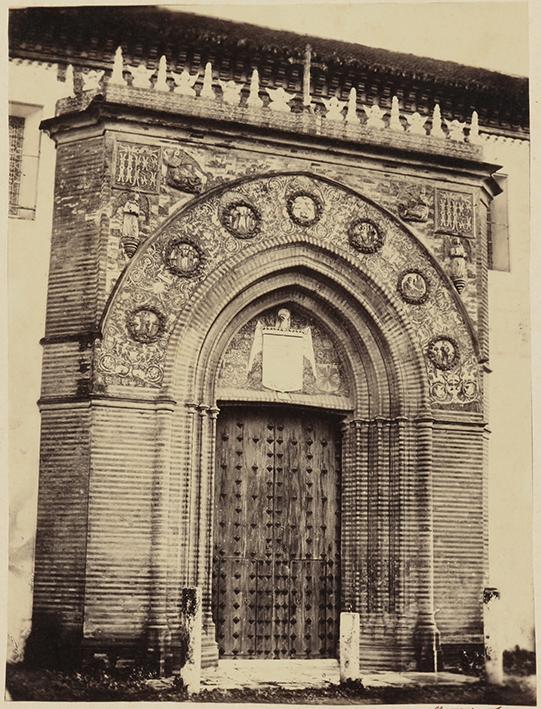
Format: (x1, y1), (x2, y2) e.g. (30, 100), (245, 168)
(8, 6), (531, 677)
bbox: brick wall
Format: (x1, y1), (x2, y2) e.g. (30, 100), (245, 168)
(30, 100), (494, 672)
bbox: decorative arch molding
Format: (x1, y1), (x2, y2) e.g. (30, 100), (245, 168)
(174, 262), (425, 418)
(96, 171), (482, 411)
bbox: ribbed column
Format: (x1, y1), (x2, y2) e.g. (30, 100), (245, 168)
(147, 400), (174, 675)
(195, 403), (209, 585)
(414, 413), (440, 671)
(340, 419), (355, 611)
(184, 402), (198, 583)
(200, 405), (219, 667)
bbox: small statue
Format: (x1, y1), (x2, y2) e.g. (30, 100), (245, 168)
(449, 237), (467, 293)
(122, 193), (141, 257)
(276, 308), (292, 331)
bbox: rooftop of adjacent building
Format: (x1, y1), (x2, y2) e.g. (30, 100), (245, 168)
(9, 5), (529, 135)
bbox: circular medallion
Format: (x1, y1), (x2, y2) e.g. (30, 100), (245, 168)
(127, 307), (165, 344)
(286, 191), (323, 226)
(397, 269), (429, 304)
(164, 239), (204, 277)
(348, 219), (385, 253)
(221, 200), (261, 239)
(427, 336), (459, 371)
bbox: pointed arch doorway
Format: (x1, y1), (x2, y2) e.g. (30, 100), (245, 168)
(212, 402), (343, 659)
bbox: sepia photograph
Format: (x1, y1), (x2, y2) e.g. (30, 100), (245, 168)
(4, 0), (537, 704)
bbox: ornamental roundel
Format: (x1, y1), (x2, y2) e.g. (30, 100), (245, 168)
(127, 306), (165, 344)
(286, 191), (323, 226)
(427, 336), (459, 371)
(221, 200), (261, 239)
(397, 269), (429, 304)
(348, 218), (385, 254)
(164, 239), (204, 277)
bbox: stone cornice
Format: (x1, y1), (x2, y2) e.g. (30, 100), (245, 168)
(40, 85), (502, 184)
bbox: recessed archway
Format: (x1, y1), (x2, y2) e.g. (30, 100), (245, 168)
(91, 171), (481, 671)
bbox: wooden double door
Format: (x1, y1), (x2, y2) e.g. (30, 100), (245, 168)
(212, 406), (341, 658)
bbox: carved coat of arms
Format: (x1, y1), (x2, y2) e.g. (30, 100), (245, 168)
(247, 308), (316, 392)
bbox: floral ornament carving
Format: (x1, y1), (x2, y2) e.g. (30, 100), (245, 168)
(348, 218), (385, 253)
(286, 191), (323, 227)
(397, 270), (429, 304)
(221, 200), (261, 239)
(127, 306), (165, 343)
(427, 336), (459, 371)
(164, 239), (205, 277)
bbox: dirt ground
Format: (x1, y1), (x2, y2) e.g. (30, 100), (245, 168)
(5, 663), (537, 704)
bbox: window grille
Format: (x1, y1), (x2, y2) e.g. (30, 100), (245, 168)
(9, 115), (25, 217)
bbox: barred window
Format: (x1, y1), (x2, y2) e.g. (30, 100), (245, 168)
(9, 115), (25, 216)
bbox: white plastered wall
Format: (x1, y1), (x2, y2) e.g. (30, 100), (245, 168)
(7, 59), (67, 662)
(483, 134), (534, 651)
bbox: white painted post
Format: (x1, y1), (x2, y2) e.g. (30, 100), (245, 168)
(484, 587), (504, 685)
(180, 587), (202, 694)
(340, 611), (360, 682)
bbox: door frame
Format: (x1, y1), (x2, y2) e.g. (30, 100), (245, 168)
(211, 401), (349, 660)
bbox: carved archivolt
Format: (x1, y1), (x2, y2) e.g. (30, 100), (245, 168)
(96, 173), (481, 408)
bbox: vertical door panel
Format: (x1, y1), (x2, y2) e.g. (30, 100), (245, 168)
(213, 406), (341, 658)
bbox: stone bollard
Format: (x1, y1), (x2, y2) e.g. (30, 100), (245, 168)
(179, 587), (202, 694)
(484, 587), (503, 685)
(340, 611), (360, 681)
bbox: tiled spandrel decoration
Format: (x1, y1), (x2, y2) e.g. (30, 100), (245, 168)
(113, 141), (162, 193)
(435, 188), (475, 238)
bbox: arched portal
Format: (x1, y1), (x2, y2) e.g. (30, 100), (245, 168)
(34, 170), (485, 675)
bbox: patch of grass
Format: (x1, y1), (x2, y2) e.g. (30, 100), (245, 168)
(504, 645), (536, 676)
(6, 663), (187, 702)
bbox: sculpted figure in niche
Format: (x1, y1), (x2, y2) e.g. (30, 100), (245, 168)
(121, 193), (141, 257)
(449, 237), (467, 292)
(276, 308), (292, 330)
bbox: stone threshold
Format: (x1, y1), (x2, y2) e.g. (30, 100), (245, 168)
(199, 659), (478, 690)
